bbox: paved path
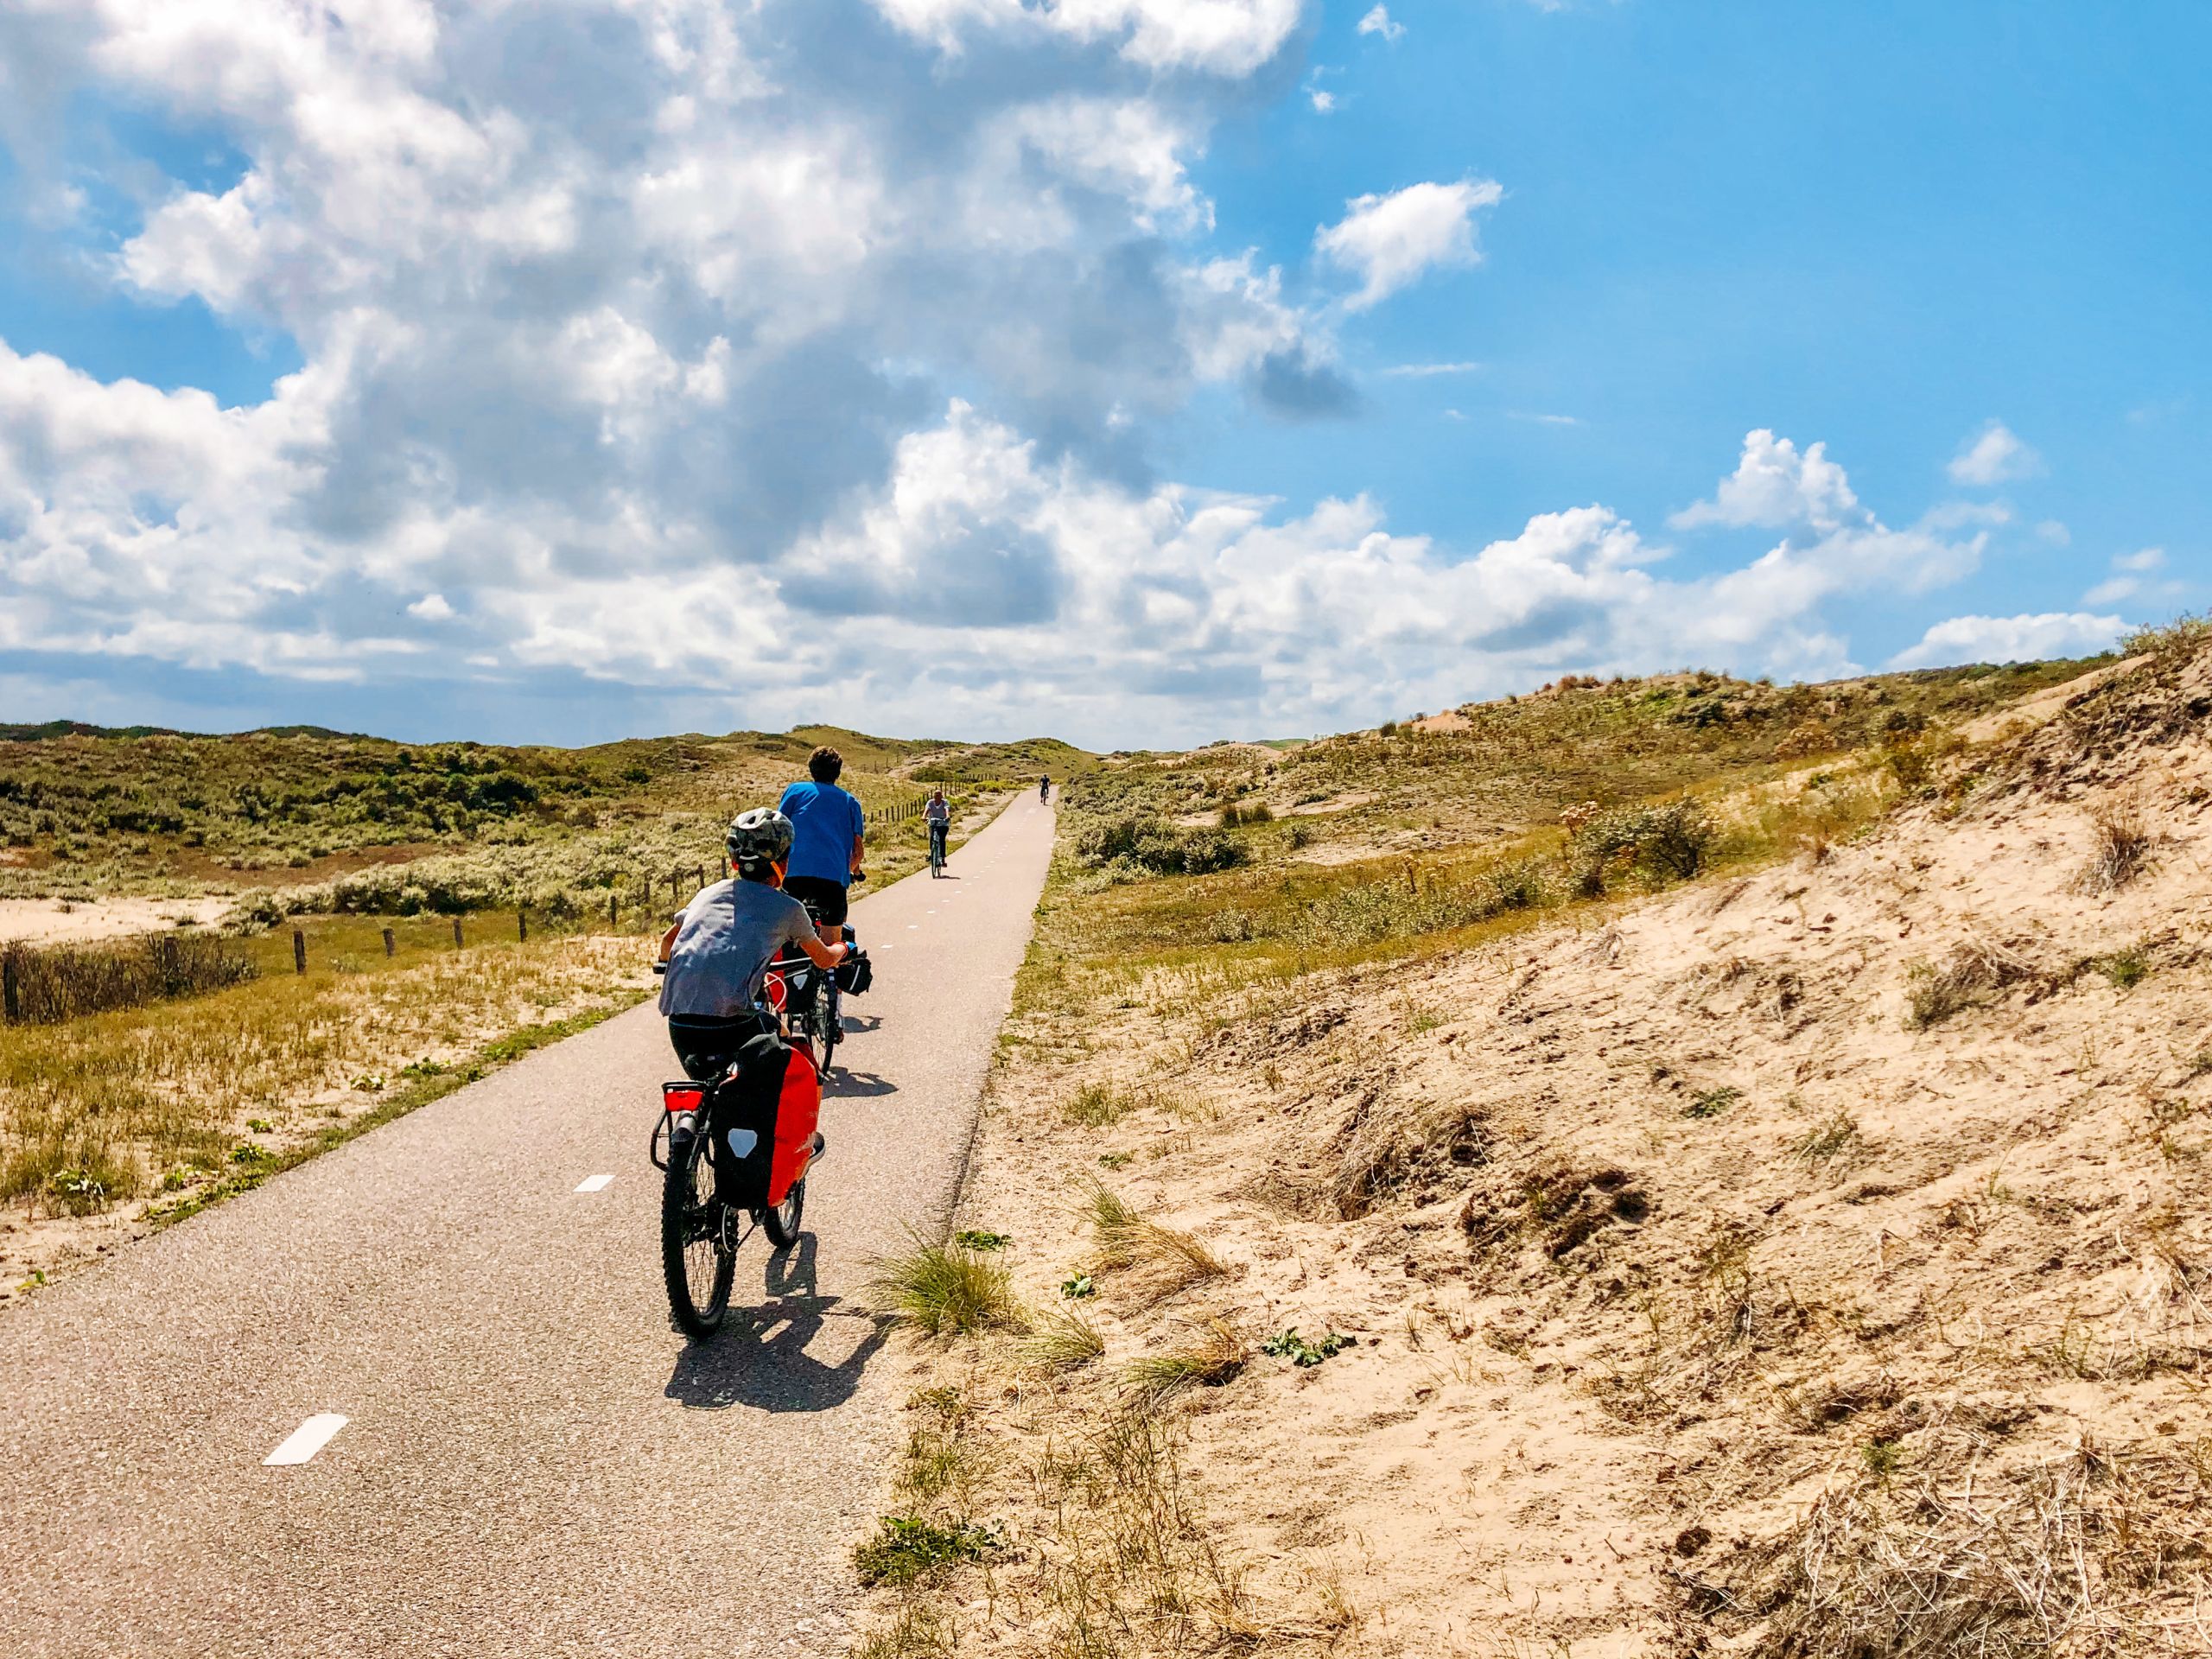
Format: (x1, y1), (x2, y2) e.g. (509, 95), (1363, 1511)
(0, 795), (1058, 1657)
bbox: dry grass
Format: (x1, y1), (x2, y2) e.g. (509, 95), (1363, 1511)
(1717, 1436), (2212, 1657)
(1020, 1306), (1107, 1372)
(1122, 1319), (1249, 1400)
(1088, 1184), (1229, 1306)
(0, 931), (647, 1230)
(1905, 932), (2038, 1028)
(2081, 798), (2158, 893)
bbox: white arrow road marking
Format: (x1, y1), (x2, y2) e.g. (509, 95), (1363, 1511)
(264, 1414), (347, 1466)
(574, 1173), (613, 1193)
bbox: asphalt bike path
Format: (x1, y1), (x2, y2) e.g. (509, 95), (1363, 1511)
(0, 794), (1058, 1657)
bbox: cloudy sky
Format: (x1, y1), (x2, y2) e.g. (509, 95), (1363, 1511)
(0, 1), (2203, 747)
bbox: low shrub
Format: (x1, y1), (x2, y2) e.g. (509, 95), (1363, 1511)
(1071, 813), (1249, 879)
(1567, 801), (1713, 893)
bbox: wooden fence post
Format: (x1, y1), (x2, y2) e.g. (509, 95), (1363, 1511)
(695, 865), (704, 892)
(293, 928), (307, 975)
(608, 895), (619, 929)
(382, 927), (396, 958)
(453, 916), (464, 948)
(3, 952), (18, 1023)
(518, 910), (528, 942)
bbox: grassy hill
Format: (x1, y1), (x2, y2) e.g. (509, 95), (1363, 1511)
(0, 723), (1096, 908)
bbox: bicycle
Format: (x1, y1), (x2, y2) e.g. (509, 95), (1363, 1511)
(928, 818), (948, 877)
(652, 1015), (819, 1338)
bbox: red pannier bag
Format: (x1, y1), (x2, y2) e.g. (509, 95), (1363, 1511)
(712, 1031), (821, 1210)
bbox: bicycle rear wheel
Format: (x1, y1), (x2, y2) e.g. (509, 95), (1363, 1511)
(661, 1123), (735, 1338)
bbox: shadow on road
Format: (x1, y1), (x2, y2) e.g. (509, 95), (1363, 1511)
(823, 1068), (896, 1098)
(839, 1013), (883, 1035)
(664, 1234), (890, 1414)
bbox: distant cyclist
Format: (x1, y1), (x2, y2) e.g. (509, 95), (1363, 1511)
(925, 787), (950, 874)
(778, 747), (865, 945)
(1039, 774), (1051, 803)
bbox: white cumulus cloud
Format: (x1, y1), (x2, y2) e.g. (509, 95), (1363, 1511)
(1948, 421), (2040, 486)
(1315, 180), (1502, 311)
(1889, 613), (2123, 670)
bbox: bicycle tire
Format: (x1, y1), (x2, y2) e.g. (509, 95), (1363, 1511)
(762, 1174), (806, 1249)
(661, 1125), (735, 1338)
(812, 983), (840, 1071)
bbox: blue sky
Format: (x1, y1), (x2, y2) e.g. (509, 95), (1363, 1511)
(0, 0), (2202, 747)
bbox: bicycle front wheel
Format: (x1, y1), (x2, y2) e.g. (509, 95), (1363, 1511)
(661, 1124), (735, 1338)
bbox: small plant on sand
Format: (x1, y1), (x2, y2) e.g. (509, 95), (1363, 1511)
(1683, 1084), (1742, 1120)
(1124, 1319), (1249, 1398)
(1061, 1273), (1096, 1300)
(2096, 944), (2152, 991)
(1262, 1327), (1353, 1368)
(952, 1229), (1010, 1251)
(1859, 1438), (1905, 1482)
(866, 1236), (1021, 1338)
(1064, 1081), (1142, 1127)
(1798, 1110), (1860, 1165)
(1904, 935), (2033, 1029)
(851, 1515), (1003, 1587)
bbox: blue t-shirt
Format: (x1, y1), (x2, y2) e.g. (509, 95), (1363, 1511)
(778, 779), (865, 885)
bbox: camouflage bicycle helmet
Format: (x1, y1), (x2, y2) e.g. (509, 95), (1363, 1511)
(725, 807), (794, 868)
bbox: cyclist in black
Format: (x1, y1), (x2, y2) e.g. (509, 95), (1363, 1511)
(1039, 774), (1051, 803)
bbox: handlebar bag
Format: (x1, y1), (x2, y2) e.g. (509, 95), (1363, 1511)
(711, 1032), (821, 1211)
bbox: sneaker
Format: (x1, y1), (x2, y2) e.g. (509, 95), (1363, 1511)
(809, 1131), (827, 1164)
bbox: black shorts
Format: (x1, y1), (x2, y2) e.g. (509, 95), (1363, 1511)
(783, 875), (849, 927)
(667, 1011), (777, 1081)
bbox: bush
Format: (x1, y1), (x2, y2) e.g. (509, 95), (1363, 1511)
(1567, 801), (1712, 893)
(1071, 813), (1249, 878)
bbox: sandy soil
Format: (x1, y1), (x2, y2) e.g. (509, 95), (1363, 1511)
(0, 897), (232, 946)
(899, 648), (2212, 1656)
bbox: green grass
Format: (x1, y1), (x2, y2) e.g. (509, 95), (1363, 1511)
(0, 720), (1092, 907)
(866, 1238), (1023, 1338)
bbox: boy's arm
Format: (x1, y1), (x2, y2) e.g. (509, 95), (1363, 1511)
(849, 795), (866, 876)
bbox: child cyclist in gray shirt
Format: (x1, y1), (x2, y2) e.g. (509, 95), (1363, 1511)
(659, 808), (854, 1078)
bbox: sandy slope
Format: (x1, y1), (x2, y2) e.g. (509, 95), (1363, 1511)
(922, 646), (2211, 1656)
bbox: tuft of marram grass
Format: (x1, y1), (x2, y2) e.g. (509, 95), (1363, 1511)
(1085, 1182), (1229, 1305)
(1122, 1319), (1249, 1399)
(1020, 1306), (1106, 1371)
(865, 1236), (1024, 1338)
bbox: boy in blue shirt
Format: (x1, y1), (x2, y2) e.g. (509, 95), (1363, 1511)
(778, 746), (867, 943)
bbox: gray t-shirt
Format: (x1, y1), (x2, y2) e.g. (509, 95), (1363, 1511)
(658, 878), (816, 1018)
